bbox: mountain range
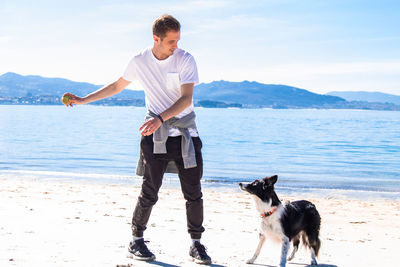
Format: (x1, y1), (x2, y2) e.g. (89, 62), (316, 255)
(0, 72), (144, 99)
(1, 72), (399, 110)
(194, 80), (343, 107)
(327, 91), (400, 105)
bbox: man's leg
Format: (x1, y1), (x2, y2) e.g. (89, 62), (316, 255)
(174, 137), (211, 264)
(174, 137), (205, 239)
(129, 136), (168, 261)
(131, 135), (168, 238)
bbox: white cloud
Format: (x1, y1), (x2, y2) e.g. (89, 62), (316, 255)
(172, 0), (232, 12)
(185, 14), (289, 35)
(94, 21), (148, 35)
(97, 0), (231, 15)
(0, 35), (11, 43)
(262, 61), (400, 76)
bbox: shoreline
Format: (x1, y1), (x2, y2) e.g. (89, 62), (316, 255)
(1, 169), (399, 201)
(1, 176), (399, 267)
(1, 103), (400, 112)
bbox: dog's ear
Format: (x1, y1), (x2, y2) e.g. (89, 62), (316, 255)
(269, 175), (278, 185)
(262, 175), (278, 188)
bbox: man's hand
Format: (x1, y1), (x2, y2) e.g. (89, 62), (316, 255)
(61, 93), (85, 107)
(139, 117), (162, 136)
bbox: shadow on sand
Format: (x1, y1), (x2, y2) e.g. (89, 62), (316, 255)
(250, 263), (337, 267)
(143, 261), (225, 267)
(291, 263), (337, 267)
(117, 260), (336, 267)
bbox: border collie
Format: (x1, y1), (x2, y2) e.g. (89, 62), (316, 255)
(239, 175), (321, 267)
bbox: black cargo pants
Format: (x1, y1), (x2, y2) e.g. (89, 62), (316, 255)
(131, 135), (205, 239)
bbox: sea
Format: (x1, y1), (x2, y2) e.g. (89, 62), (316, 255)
(1, 105), (399, 200)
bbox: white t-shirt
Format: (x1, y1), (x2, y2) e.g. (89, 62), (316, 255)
(123, 47), (199, 136)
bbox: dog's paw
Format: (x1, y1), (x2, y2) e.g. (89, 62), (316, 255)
(246, 259), (255, 264)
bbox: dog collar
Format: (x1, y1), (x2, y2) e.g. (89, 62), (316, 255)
(261, 207), (277, 218)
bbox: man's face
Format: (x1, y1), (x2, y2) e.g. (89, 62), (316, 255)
(153, 30), (180, 59)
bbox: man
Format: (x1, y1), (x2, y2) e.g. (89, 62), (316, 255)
(62, 15), (211, 264)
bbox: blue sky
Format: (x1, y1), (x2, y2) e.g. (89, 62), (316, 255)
(1, 0), (399, 94)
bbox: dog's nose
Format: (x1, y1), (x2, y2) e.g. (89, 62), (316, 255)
(239, 182), (242, 187)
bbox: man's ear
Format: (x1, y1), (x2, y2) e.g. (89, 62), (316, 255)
(153, 35), (160, 43)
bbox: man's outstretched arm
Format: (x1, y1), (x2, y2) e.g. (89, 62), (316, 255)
(62, 77), (131, 106)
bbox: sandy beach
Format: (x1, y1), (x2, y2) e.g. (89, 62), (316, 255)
(1, 176), (399, 267)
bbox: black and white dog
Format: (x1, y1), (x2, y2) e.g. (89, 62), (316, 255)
(239, 175), (321, 267)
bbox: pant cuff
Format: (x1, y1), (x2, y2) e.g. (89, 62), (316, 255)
(132, 231), (144, 238)
(190, 233), (202, 239)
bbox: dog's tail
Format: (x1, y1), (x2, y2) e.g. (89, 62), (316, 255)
(310, 235), (321, 257)
(302, 230), (321, 257)
(304, 204), (321, 257)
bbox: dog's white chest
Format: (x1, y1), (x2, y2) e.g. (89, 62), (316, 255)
(253, 197), (285, 242)
(260, 217), (285, 243)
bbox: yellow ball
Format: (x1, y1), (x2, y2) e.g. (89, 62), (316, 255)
(62, 95), (70, 105)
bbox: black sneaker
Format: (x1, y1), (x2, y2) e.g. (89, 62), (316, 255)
(189, 241), (212, 265)
(127, 239), (156, 261)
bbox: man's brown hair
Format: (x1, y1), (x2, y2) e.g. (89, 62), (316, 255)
(152, 14), (181, 39)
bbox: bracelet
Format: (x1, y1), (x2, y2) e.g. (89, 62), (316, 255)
(156, 114), (164, 123)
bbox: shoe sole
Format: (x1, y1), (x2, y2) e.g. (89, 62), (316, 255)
(127, 251), (156, 261)
(190, 256), (212, 265)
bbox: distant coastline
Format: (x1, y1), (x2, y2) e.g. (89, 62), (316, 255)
(1, 72), (399, 110)
(1, 95), (400, 110)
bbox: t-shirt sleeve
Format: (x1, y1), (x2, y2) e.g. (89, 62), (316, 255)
(122, 57), (137, 82)
(179, 54), (199, 85)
